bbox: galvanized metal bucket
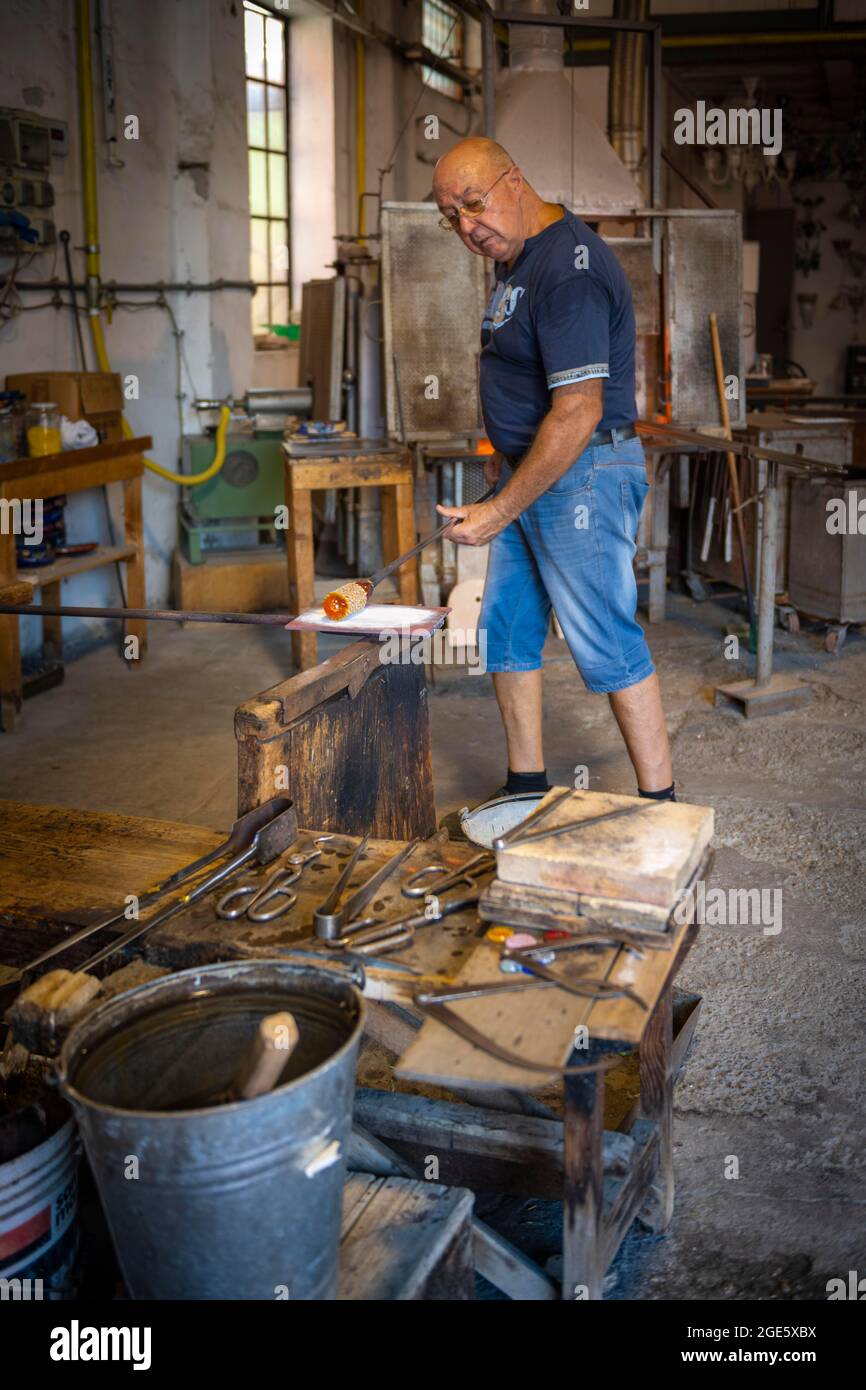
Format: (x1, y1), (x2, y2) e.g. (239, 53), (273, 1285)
(57, 958), (364, 1301)
(459, 792), (545, 849)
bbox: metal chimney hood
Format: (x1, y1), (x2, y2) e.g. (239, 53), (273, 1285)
(494, 0), (643, 214)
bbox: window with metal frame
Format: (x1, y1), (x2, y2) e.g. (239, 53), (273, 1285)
(422, 0), (465, 103)
(244, 1), (290, 344)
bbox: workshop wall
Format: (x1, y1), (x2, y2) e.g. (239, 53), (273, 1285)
(786, 179), (864, 395)
(1, 0), (471, 658)
(1, 0), (253, 656)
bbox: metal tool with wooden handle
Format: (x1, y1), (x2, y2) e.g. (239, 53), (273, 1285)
(709, 311), (757, 636)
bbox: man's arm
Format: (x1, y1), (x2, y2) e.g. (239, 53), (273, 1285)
(436, 378), (603, 545)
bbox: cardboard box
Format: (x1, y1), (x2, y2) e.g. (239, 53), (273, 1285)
(6, 371), (124, 443)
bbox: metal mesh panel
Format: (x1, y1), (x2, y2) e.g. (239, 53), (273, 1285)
(606, 239), (659, 334)
(381, 203), (488, 441)
(457, 458), (489, 505)
(664, 215), (744, 429)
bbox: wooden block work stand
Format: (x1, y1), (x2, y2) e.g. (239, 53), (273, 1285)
(0, 437), (152, 732)
(235, 637), (437, 841)
(284, 447), (417, 671)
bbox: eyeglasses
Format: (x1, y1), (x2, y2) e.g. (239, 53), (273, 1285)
(438, 167), (513, 231)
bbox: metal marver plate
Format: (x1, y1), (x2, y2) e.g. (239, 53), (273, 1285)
(664, 214), (745, 429)
(381, 202), (488, 442)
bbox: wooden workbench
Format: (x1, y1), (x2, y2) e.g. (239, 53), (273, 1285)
(0, 437), (152, 732)
(0, 799), (703, 1300)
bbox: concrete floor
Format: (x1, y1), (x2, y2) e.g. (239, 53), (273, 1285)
(2, 592), (864, 1300)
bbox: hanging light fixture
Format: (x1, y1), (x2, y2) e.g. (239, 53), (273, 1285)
(700, 78), (796, 191)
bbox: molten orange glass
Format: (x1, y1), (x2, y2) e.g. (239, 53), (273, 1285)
(322, 579), (372, 621)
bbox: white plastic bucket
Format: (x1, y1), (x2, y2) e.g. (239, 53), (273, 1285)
(0, 1116), (79, 1298)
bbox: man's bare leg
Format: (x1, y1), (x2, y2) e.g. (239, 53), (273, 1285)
(608, 672), (673, 793)
(492, 669), (544, 772)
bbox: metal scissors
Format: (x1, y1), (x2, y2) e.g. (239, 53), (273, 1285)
(216, 846), (324, 923)
(312, 836), (421, 939)
(332, 886), (481, 955)
(401, 851), (495, 900)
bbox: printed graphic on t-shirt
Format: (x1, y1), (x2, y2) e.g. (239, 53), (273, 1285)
(482, 281), (526, 341)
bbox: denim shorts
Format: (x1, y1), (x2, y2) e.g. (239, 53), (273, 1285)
(478, 437), (655, 693)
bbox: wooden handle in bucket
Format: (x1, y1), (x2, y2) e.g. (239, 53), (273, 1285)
(230, 1011), (300, 1101)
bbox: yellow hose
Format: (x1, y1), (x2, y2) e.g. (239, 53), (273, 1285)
(135, 405), (231, 484)
(76, 0), (230, 487)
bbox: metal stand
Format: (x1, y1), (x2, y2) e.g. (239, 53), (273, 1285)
(714, 461), (812, 717)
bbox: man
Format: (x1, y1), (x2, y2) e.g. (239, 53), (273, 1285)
(433, 137), (675, 803)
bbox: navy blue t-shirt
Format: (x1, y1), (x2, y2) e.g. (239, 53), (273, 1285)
(479, 208), (637, 457)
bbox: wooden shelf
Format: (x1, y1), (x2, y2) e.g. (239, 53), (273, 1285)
(17, 544), (138, 591)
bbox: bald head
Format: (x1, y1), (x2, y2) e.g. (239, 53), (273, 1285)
(432, 136), (547, 265)
(433, 137), (515, 194)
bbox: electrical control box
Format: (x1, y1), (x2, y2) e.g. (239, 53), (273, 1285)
(0, 107), (64, 251)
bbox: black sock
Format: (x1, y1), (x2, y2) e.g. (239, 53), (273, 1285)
(505, 768), (550, 795)
(638, 783), (676, 802)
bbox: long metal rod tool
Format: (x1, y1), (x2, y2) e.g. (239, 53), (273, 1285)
(413, 997), (628, 1078)
(11, 797), (296, 982)
(493, 786), (573, 851)
(494, 792), (658, 851)
(0, 489), (502, 628)
(76, 804), (299, 972)
(367, 485), (496, 588)
(709, 311), (757, 638)
(0, 602), (298, 625)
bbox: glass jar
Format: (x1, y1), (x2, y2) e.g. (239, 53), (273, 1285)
(26, 402), (62, 457)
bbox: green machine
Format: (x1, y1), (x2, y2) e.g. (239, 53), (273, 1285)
(180, 389), (314, 563)
(179, 429), (287, 565)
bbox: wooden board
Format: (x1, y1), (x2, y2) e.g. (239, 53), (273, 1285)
(0, 801), (223, 972)
(352, 1086), (636, 1200)
(338, 1173), (474, 1300)
(0, 437), (151, 490)
(235, 639), (437, 841)
(496, 788), (713, 910)
(16, 545), (139, 592)
(172, 549), (290, 614)
(396, 920), (693, 1092)
(479, 876), (674, 932)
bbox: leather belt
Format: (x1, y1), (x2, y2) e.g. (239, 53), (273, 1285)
(506, 424), (638, 467)
(588, 424), (638, 447)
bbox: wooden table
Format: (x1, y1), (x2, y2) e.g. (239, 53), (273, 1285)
(0, 799), (703, 1300)
(283, 445), (417, 671)
(0, 437), (151, 732)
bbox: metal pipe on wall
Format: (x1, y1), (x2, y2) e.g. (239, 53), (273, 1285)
(481, 8), (496, 137)
(608, 0), (649, 188)
(355, 3), (366, 240)
(345, 277), (359, 436)
(358, 268), (384, 441)
(15, 280), (256, 294)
